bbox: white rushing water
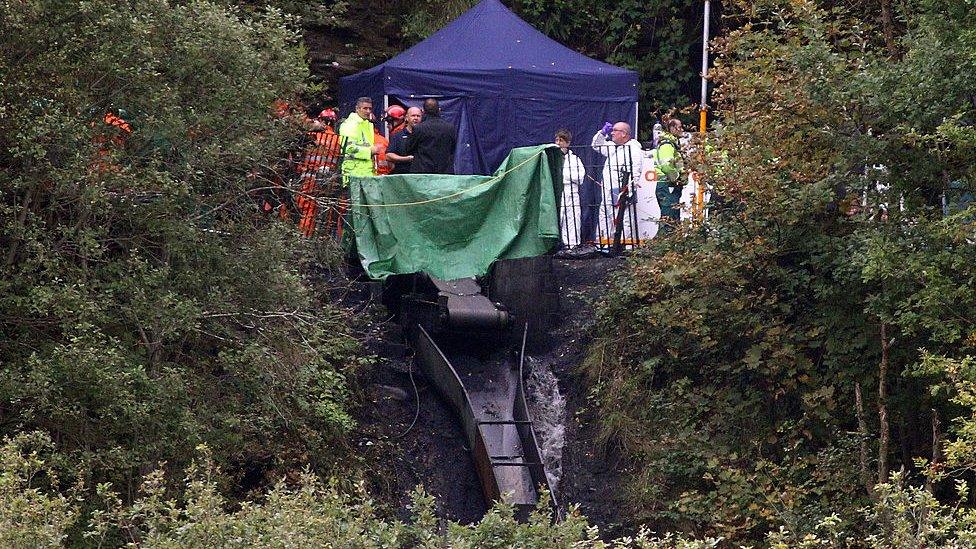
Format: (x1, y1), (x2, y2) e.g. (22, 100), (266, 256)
(524, 356), (567, 491)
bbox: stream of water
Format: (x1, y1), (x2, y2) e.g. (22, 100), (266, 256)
(524, 356), (567, 492)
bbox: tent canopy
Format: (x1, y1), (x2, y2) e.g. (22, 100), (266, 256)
(340, 0), (638, 175)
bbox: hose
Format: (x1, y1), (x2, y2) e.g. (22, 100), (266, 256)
(394, 361), (420, 439)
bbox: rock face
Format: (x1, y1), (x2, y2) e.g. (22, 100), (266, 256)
(302, 4), (402, 106)
(540, 256), (633, 537)
(487, 256), (560, 352)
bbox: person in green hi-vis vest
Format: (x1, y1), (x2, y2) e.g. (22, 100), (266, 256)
(655, 118), (686, 234)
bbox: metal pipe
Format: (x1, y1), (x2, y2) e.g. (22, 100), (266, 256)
(695, 0), (712, 222)
(699, 1), (710, 125)
(634, 100), (639, 141)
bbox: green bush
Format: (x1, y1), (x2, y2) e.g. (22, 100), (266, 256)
(10, 431), (976, 548)
(582, 0), (976, 542)
(0, 434), (604, 548)
(0, 433), (81, 549)
(0, 0), (359, 513)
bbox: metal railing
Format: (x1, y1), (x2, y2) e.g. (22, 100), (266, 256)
(557, 144), (664, 253)
(256, 129), (350, 239)
(267, 136), (693, 251)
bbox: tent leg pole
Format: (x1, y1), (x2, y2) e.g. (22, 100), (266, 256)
(383, 94), (389, 138)
(634, 101), (639, 138)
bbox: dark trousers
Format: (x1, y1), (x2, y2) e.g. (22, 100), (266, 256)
(656, 182), (682, 235)
(579, 180), (600, 244)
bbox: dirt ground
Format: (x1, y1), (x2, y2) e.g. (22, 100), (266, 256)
(351, 255), (633, 535)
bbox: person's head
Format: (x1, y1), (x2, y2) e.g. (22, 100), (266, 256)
(405, 106), (423, 128)
(385, 104), (405, 127)
(423, 98), (440, 117)
(272, 99), (290, 119)
(611, 122), (631, 145)
(355, 97), (373, 120)
(317, 108), (337, 128)
(667, 118), (683, 135)
(554, 128), (572, 151)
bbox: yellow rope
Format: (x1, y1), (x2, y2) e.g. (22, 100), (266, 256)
(352, 148), (547, 208)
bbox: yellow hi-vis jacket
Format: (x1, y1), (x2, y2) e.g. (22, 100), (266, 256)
(339, 112), (375, 181)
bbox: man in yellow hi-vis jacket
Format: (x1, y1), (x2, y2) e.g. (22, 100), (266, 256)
(655, 118), (686, 234)
(339, 97), (383, 183)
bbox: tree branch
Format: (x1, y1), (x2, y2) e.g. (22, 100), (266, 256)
(926, 408), (942, 495)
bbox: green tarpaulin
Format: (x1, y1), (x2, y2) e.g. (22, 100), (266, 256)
(349, 145), (560, 280)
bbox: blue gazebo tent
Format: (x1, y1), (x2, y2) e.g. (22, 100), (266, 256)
(339, 0), (639, 175)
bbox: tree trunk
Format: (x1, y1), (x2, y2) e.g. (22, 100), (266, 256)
(4, 187), (35, 267)
(880, 0), (898, 58)
(855, 382), (875, 497)
(878, 322), (891, 485)
(926, 409), (942, 495)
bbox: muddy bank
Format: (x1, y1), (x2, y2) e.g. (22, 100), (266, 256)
(354, 318), (488, 524)
(544, 255), (631, 537)
(352, 255), (632, 534)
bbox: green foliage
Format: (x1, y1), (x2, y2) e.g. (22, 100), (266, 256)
(0, 433), (81, 548)
(1, 434), (604, 547)
(231, 0), (352, 28)
(582, 0), (976, 542)
(519, 0), (707, 111)
(398, 0), (704, 115)
(0, 0), (359, 519)
(583, 212), (870, 539)
(763, 474), (976, 548)
(401, 0), (480, 43)
(914, 354), (976, 473)
(14, 431), (976, 548)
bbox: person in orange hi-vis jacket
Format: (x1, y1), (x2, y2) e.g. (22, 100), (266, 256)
(297, 109), (341, 174)
(296, 108), (344, 236)
(373, 126), (391, 175)
(92, 110), (132, 174)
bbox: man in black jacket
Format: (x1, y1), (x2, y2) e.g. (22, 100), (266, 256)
(405, 98), (457, 174)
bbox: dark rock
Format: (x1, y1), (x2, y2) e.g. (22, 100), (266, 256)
(372, 384), (410, 401)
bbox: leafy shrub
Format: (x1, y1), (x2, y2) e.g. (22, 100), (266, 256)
(10, 431), (976, 548)
(0, 0), (359, 510)
(1, 434), (606, 548)
(582, 0), (976, 542)
(0, 433), (81, 549)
